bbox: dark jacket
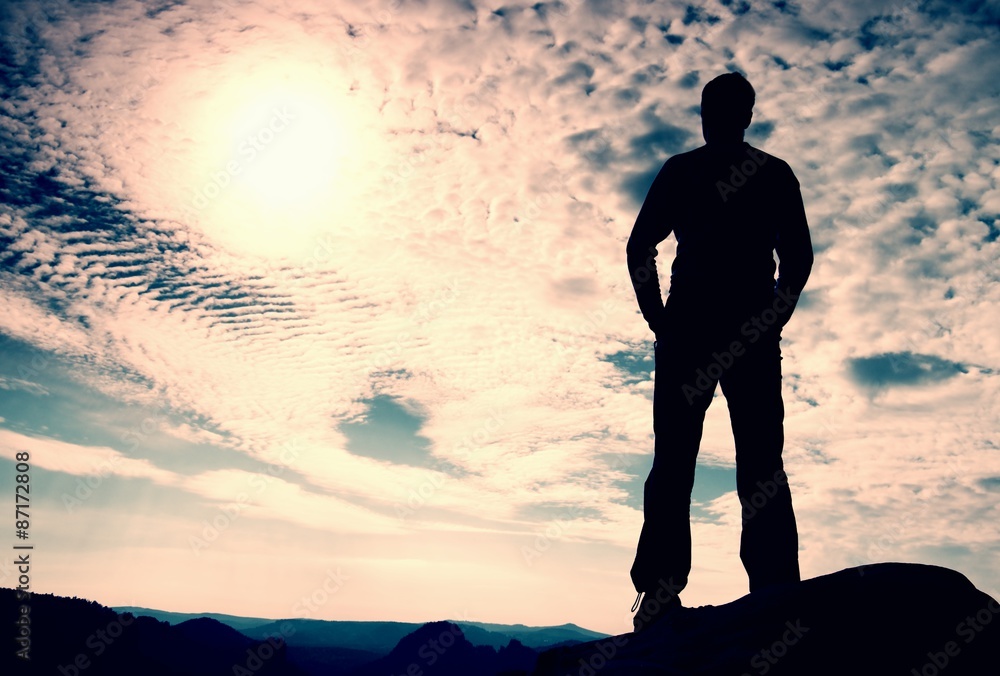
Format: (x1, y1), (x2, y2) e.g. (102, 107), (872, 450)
(626, 141), (814, 334)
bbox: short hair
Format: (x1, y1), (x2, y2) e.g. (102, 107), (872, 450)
(701, 72), (755, 119)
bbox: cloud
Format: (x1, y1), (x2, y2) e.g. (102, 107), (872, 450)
(0, 428), (177, 485)
(0, 0), (997, 632)
(848, 352), (968, 387)
(340, 394), (465, 473)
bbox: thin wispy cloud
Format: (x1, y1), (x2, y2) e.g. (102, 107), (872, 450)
(0, 0), (997, 632)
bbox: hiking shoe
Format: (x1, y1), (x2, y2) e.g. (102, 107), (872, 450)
(631, 590), (683, 633)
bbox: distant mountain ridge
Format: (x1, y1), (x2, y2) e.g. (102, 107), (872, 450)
(350, 621), (538, 676)
(6, 562), (997, 675)
(0, 588), (297, 675)
(0, 588), (602, 675)
(111, 605), (606, 652)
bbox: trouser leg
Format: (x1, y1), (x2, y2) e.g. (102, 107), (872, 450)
(630, 336), (716, 594)
(720, 332), (800, 591)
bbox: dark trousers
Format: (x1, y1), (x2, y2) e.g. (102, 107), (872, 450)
(630, 300), (800, 595)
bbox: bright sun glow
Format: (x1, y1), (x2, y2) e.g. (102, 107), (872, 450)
(178, 56), (376, 260)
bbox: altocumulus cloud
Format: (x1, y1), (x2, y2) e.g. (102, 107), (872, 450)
(0, 0), (997, 631)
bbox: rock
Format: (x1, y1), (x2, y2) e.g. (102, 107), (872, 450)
(351, 620), (536, 675)
(532, 563), (999, 676)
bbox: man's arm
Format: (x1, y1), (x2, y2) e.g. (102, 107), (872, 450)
(773, 165), (814, 327)
(626, 159), (675, 335)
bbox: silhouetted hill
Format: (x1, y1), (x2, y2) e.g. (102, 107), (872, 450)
(109, 611), (393, 673)
(350, 620), (537, 676)
(245, 618), (423, 654)
(114, 606), (275, 632)
(281, 644), (385, 676)
(532, 562), (1000, 675)
(105, 606), (607, 676)
(7, 562), (994, 675)
(109, 607), (602, 674)
(458, 621), (607, 650)
(112, 609), (605, 654)
(0, 588), (301, 675)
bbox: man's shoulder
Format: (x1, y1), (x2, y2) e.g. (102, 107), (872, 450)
(663, 144), (798, 184)
(666, 144), (791, 167)
(656, 147), (707, 179)
(665, 146), (707, 165)
(746, 145), (796, 177)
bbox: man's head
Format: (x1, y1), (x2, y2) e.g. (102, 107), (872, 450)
(701, 72), (755, 144)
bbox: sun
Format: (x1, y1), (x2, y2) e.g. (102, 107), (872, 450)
(180, 57), (376, 260)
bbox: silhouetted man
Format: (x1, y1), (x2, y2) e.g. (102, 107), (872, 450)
(626, 72), (813, 632)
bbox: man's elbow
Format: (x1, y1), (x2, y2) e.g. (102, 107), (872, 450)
(626, 234), (651, 267)
(789, 242), (814, 282)
(778, 255), (813, 296)
(625, 231), (645, 258)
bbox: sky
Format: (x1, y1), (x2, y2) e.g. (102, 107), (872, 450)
(0, 0), (997, 636)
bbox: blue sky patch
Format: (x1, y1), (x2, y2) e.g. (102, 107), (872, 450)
(340, 395), (462, 473)
(848, 352), (967, 388)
